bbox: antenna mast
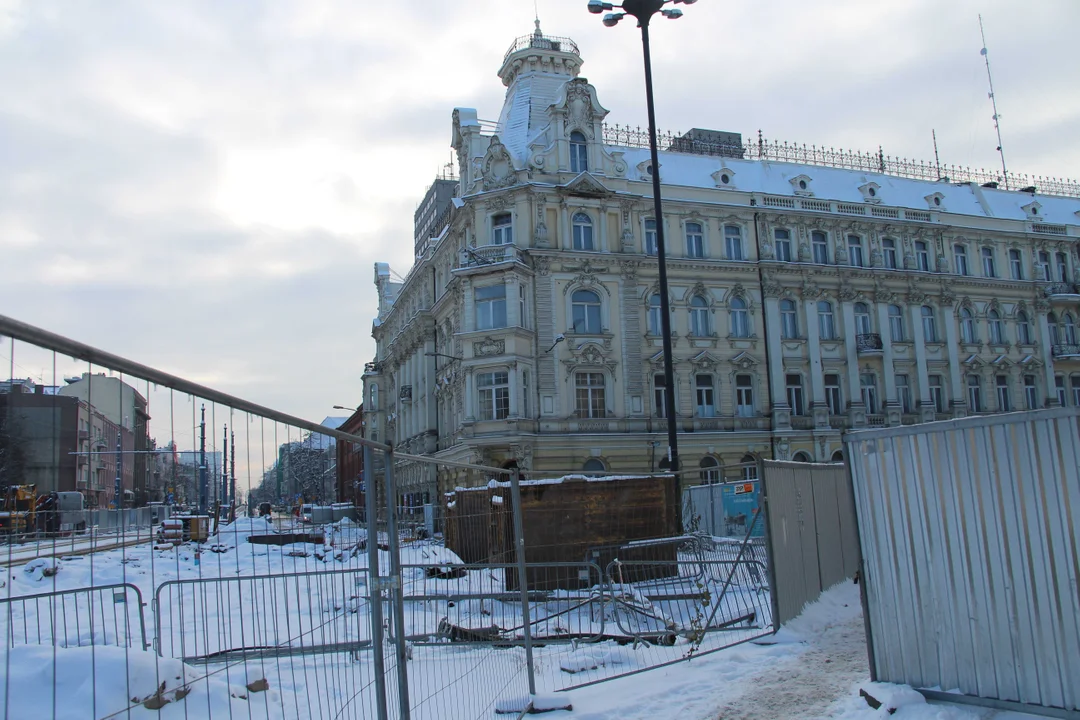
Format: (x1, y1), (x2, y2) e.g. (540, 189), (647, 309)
(932, 129), (943, 181)
(979, 14), (1009, 189)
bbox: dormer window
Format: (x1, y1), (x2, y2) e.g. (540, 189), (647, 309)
(492, 213), (513, 245)
(790, 174), (814, 197)
(858, 182), (882, 204)
(712, 166), (736, 188)
(569, 131), (588, 173)
(1021, 200), (1042, 220)
(925, 192), (945, 210)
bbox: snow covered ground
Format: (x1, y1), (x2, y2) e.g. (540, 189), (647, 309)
(0, 520), (1049, 719)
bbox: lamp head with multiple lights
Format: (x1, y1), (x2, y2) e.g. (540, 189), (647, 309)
(588, 0), (695, 26)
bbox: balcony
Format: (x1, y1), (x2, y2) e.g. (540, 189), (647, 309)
(866, 414), (887, 427)
(1052, 344), (1080, 359)
(1044, 283), (1080, 300)
(856, 333), (883, 355)
(790, 416), (815, 430)
(457, 244), (524, 269)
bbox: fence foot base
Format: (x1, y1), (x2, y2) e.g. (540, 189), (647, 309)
(495, 695), (574, 715)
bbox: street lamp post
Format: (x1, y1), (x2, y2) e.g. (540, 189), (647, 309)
(588, 0), (693, 493)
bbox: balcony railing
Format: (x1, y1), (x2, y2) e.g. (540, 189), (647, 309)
(856, 333), (883, 354)
(1044, 283), (1080, 298)
(866, 414), (887, 427)
(1052, 344), (1080, 358)
(458, 244), (524, 269)
(790, 416), (815, 430)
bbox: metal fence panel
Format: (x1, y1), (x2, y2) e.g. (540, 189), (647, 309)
(761, 460), (858, 625)
(0, 583), (147, 650)
(845, 408), (1080, 716)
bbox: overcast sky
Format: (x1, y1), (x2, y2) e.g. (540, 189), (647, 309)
(2, 0), (1078, 440)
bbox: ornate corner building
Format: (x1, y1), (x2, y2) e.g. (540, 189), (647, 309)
(363, 26), (1080, 503)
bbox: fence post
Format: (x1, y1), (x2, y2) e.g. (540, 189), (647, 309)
(383, 449), (411, 720)
(508, 468), (537, 698)
(363, 445), (389, 720)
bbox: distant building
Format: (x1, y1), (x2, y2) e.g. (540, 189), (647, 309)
(334, 406), (364, 510)
(414, 178), (458, 257)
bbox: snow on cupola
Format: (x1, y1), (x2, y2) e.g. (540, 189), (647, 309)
(496, 21), (584, 164)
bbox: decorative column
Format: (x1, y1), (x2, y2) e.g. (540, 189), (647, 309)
(941, 295), (966, 417)
(840, 299), (864, 427)
(876, 302), (900, 425)
(908, 299), (935, 422)
(558, 199), (570, 250)
(464, 367), (476, 422)
(1037, 299), (1059, 406)
(598, 204), (609, 253)
(763, 295), (790, 430)
(802, 295), (828, 428)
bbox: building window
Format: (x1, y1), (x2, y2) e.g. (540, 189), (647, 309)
(825, 373), (843, 415)
(730, 296), (750, 338)
(786, 374), (805, 416)
(915, 241), (930, 272)
(854, 303), (872, 336)
(653, 374), (669, 418)
(1024, 374), (1038, 410)
(967, 374), (983, 412)
(572, 212), (594, 251)
(1049, 312), (1061, 345)
(894, 374), (912, 414)
(779, 299), (799, 339)
(736, 375), (754, 417)
(522, 370), (529, 418)
(575, 372), (606, 418)
(492, 213), (513, 245)
(929, 375), (945, 414)
(1066, 313), (1078, 345)
(475, 284), (507, 330)
(477, 371), (510, 420)
(1037, 251), (1051, 281)
(774, 229), (792, 262)
(685, 222), (704, 258)
(648, 294), (663, 335)
(1057, 252), (1069, 283)
(1072, 375), (1080, 407)
(921, 306), (938, 342)
(1017, 311), (1033, 345)
(571, 289), (602, 334)
(996, 375), (1011, 412)
(1009, 249), (1024, 280)
(861, 373), (878, 415)
(689, 295), (711, 336)
(818, 301), (836, 339)
(831, 450), (844, 463)
(988, 309), (1005, 344)
(519, 285), (527, 328)
(811, 231), (829, 265)
(741, 454), (758, 481)
(1057, 375), (1068, 406)
(644, 218), (658, 256)
(882, 238), (897, 269)
(847, 235), (865, 267)
(954, 244), (969, 276)
(569, 130), (588, 173)
(982, 247), (997, 278)
(370, 384), (379, 411)
(888, 305), (905, 342)
(699, 456), (721, 484)
(696, 374), (716, 417)
(792, 452), (811, 463)
(725, 225), (744, 260)
(959, 307), (977, 344)
(582, 458), (606, 476)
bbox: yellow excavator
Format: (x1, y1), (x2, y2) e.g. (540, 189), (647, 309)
(0, 484), (37, 535)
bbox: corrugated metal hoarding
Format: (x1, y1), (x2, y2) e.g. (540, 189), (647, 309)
(760, 461), (859, 625)
(845, 408), (1080, 717)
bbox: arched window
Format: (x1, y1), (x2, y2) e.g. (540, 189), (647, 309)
(644, 218), (657, 255)
(811, 230), (829, 264)
(492, 213), (513, 245)
(1049, 312), (1061, 346)
(690, 295), (710, 336)
(369, 384), (379, 411)
(960, 307), (977, 344)
(582, 458), (606, 476)
(1066, 313), (1078, 345)
(740, 454), (758, 482)
(792, 452), (812, 462)
(779, 299), (799, 339)
(817, 301), (836, 339)
(571, 290), (602, 334)
(685, 222), (704, 258)
(888, 305), (905, 342)
(831, 450), (844, 463)
(854, 302), (872, 335)
(699, 456), (720, 484)
(1017, 311), (1033, 345)
(648, 294), (663, 335)
(921, 306), (938, 342)
(572, 212), (594, 251)
(988, 309), (1005, 344)
(569, 131), (588, 173)
(730, 296), (749, 338)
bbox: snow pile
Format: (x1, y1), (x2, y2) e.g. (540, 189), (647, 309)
(0, 645), (282, 719)
(209, 517), (276, 546)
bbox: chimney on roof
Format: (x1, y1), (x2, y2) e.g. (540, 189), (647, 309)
(981, 181), (999, 189)
(1020, 185), (1036, 194)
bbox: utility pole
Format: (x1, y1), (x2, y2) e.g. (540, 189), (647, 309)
(230, 431), (236, 520)
(114, 429), (123, 513)
(198, 405), (207, 515)
(222, 424), (229, 507)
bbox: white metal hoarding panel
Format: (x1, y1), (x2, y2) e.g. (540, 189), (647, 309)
(845, 409), (1080, 715)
